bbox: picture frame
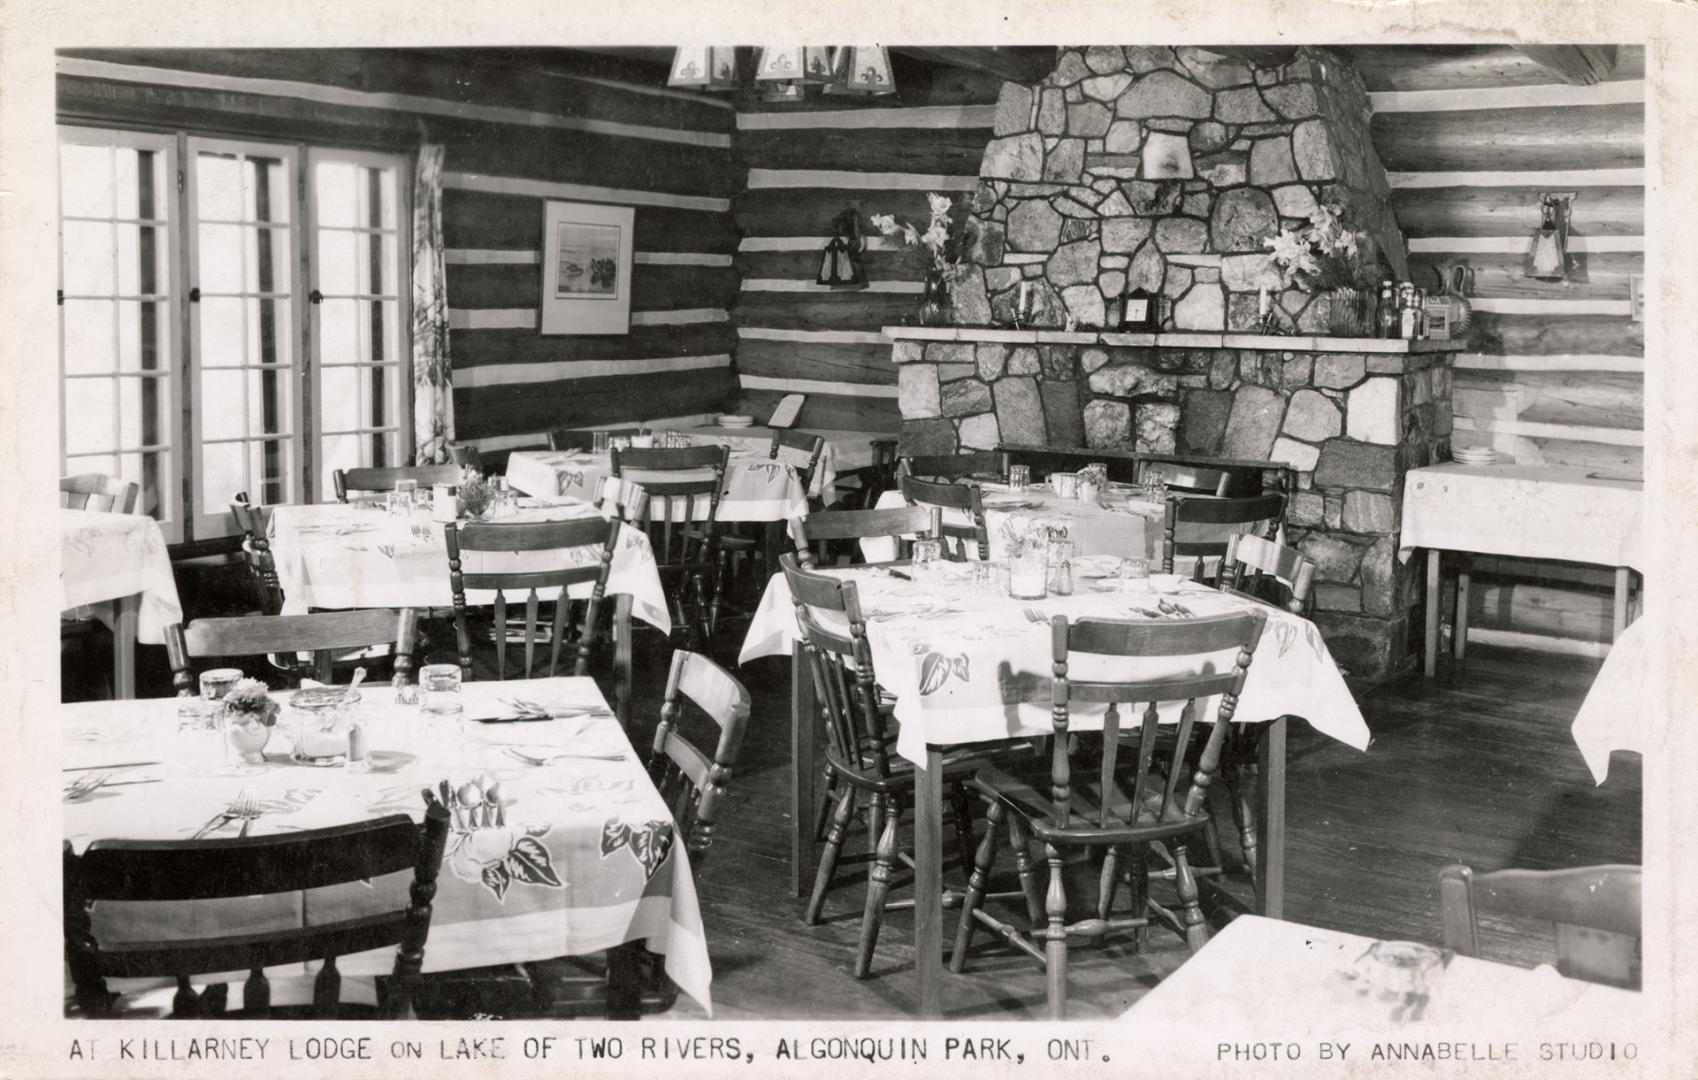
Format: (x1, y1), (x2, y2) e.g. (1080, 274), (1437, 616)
(540, 200), (634, 335)
(1630, 273), (1645, 322)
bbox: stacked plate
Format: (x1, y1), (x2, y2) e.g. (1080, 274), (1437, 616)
(1452, 446), (1498, 466)
(717, 414), (754, 428)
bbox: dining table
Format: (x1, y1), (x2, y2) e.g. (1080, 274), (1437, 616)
(648, 423), (886, 502)
(741, 557), (1369, 1017)
(865, 480), (1165, 562)
(1399, 462), (1645, 674)
(1121, 914), (1642, 1060)
(61, 507), (184, 699)
(505, 444), (821, 520)
(1572, 613), (1653, 784)
(62, 676), (713, 1014)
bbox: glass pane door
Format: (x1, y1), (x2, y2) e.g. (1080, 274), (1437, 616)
(57, 128), (180, 538)
(188, 138), (299, 535)
(309, 150), (407, 502)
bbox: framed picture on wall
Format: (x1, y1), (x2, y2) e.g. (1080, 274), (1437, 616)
(540, 200), (634, 335)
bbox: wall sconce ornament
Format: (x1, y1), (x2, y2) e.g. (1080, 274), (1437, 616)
(817, 208), (868, 289)
(754, 47), (835, 84)
(826, 46), (897, 95)
(667, 47), (740, 91)
(1525, 193), (1575, 282)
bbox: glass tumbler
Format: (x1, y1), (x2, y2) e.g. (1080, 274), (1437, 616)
(1007, 465), (1030, 493)
(1120, 557), (1152, 592)
(420, 663), (464, 718)
(1007, 550), (1048, 600)
(592, 431), (611, 454)
(911, 539), (942, 578)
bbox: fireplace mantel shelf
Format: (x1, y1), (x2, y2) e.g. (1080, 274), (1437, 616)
(882, 326), (1465, 356)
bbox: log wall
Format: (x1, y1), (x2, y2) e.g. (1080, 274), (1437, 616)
(56, 49), (742, 452)
(1360, 45), (1646, 649)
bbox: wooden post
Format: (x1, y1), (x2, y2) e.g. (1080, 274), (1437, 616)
(789, 642), (818, 898)
(1424, 549), (1442, 677)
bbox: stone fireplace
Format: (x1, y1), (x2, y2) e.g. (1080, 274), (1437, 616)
(885, 46), (1463, 682)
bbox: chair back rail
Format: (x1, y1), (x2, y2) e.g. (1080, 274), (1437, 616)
(779, 555), (895, 781)
(230, 492), (283, 615)
(898, 451), (1008, 482)
(769, 429), (826, 494)
(1222, 532), (1316, 613)
(792, 505), (941, 569)
(1439, 863), (1641, 988)
(648, 650), (752, 866)
(63, 806), (451, 1019)
(444, 516), (621, 681)
(999, 445), (1141, 484)
(333, 465), (462, 502)
(447, 445), (482, 471)
(166, 609), (417, 693)
(898, 474), (988, 561)
(1161, 493), (1286, 580)
(62, 473), (140, 514)
(1138, 456), (1270, 498)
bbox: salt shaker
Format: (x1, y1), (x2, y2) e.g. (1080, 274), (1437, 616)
(345, 720), (370, 772)
(1053, 558), (1073, 596)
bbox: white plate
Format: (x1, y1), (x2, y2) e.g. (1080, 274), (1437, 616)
(717, 414), (754, 427)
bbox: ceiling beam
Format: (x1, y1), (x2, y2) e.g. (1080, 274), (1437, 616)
(890, 47), (1056, 84)
(1196, 46), (1300, 68)
(1514, 45), (1617, 85)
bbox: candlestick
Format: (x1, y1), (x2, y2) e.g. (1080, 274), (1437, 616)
(1258, 287), (1272, 316)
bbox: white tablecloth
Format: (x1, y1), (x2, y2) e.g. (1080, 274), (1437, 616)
(865, 482), (1160, 562)
(1398, 464), (1645, 570)
(269, 500), (671, 633)
(1122, 914), (1640, 1041)
(63, 678), (712, 1012)
(1573, 615), (1651, 784)
(649, 424), (885, 500)
(505, 448), (812, 522)
(741, 560), (1368, 763)
(60, 508), (183, 643)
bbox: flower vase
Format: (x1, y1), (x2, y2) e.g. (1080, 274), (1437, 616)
(223, 711), (272, 765)
(1325, 287), (1373, 337)
(917, 271), (952, 327)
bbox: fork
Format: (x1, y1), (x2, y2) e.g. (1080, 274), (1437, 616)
(231, 792), (264, 837)
(1023, 607), (1049, 624)
(63, 772), (108, 802)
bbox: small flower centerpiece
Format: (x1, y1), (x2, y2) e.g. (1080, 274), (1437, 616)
(458, 468), (496, 520)
(871, 193), (966, 326)
(1263, 204), (1376, 335)
(221, 677), (278, 763)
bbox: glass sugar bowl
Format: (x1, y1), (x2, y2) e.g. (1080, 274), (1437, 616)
(287, 687), (359, 766)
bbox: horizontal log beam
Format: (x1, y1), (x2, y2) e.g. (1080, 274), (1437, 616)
(444, 189), (739, 253)
(1371, 103), (1643, 172)
(735, 125), (992, 175)
(733, 187), (940, 237)
(455, 366), (737, 439)
(1390, 185), (1642, 239)
(1406, 251), (1642, 301)
(1453, 369), (1643, 431)
(1514, 45), (1617, 86)
(1465, 311), (1643, 357)
(1346, 44), (1643, 93)
(447, 262), (739, 312)
(891, 47), (1057, 85)
(733, 387), (901, 434)
(734, 338), (898, 386)
(733, 291), (920, 333)
(449, 322), (738, 369)
(735, 246), (928, 282)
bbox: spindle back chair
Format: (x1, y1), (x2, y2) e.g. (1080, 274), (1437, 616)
(610, 445), (728, 645)
(1161, 493), (1286, 583)
(333, 465), (461, 503)
(61, 473), (140, 514)
(648, 650), (752, 869)
(1439, 863), (1642, 989)
(898, 474), (989, 561)
(165, 608), (418, 693)
(791, 504), (942, 569)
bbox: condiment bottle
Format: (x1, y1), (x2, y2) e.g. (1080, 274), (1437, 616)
(345, 720), (369, 771)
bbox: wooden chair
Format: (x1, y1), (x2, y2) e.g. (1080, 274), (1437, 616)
(648, 650), (752, 870)
(780, 555), (987, 979)
(64, 805), (451, 1019)
(1439, 863), (1642, 989)
(1161, 493), (1286, 583)
(899, 474), (989, 561)
(61, 473), (139, 514)
(444, 516), (623, 686)
(793, 505), (942, 569)
(165, 608), (418, 694)
(230, 492), (283, 615)
(768, 429), (826, 497)
(610, 445), (728, 646)
(447, 444), (482, 472)
(1000, 445), (1141, 484)
(333, 465), (461, 502)
(950, 609), (1268, 1018)
(898, 451), (1007, 483)
(1220, 533), (1316, 615)
(1137, 455), (1270, 498)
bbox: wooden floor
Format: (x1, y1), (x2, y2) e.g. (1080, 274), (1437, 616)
(65, 600), (1641, 1021)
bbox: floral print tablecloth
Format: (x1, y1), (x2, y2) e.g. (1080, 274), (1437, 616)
(269, 499), (671, 633)
(865, 483), (1163, 562)
(60, 508), (184, 643)
(505, 448), (813, 522)
(741, 558), (1369, 764)
(63, 677), (712, 1012)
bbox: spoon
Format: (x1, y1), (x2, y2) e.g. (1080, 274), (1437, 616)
(343, 666), (367, 704)
(458, 780), (484, 827)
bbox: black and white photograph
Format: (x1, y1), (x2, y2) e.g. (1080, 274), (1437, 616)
(3, 1), (1696, 1076)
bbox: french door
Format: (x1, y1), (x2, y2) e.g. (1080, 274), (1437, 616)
(56, 129), (413, 540)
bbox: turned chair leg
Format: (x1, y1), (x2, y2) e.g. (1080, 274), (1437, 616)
(1007, 812), (1044, 925)
(854, 795), (899, 980)
(806, 787), (857, 925)
(1098, 845), (1122, 922)
(813, 766), (838, 843)
(948, 779), (977, 873)
(1227, 765), (1260, 882)
(950, 799), (1005, 974)
(1172, 840), (1209, 954)
(1044, 843), (1069, 1020)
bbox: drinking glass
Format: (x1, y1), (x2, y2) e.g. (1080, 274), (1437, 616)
(1007, 465), (1030, 493)
(1120, 557), (1152, 592)
(969, 558), (995, 590)
(420, 663), (464, 717)
(1051, 472), (1080, 500)
(175, 696), (225, 774)
(386, 490), (411, 517)
(1007, 550), (1048, 600)
(911, 539), (942, 578)
(592, 431), (611, 454)
(396, 479), (419, 507)
(199, 668), (242, 701)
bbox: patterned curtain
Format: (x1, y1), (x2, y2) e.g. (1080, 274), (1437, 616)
(411, 143), (455, 464)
